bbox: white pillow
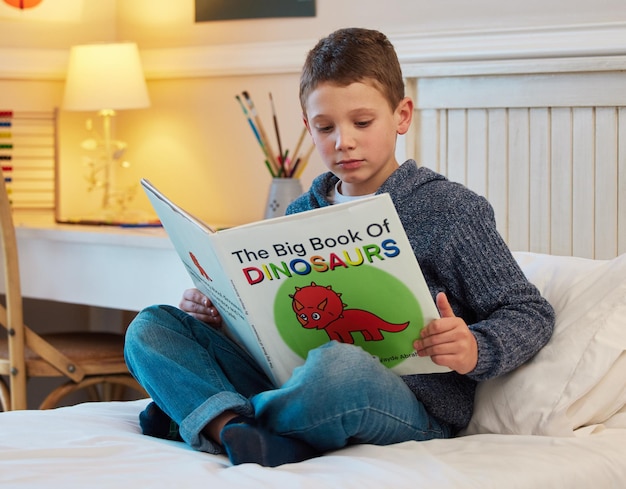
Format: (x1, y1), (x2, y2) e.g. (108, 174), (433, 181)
(464, 252), (626, 436)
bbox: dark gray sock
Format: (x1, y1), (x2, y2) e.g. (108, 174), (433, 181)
(139, 401), (182, 441)
(220, 416), (321, 467)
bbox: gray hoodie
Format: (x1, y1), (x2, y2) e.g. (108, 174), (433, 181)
(287, 160), (555, 433)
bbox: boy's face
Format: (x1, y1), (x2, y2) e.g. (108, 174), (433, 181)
(303, 81), (412, 196)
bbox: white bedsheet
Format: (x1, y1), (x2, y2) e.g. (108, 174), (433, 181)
(0, 399), (625, 489)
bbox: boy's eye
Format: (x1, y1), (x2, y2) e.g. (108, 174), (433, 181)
(315, 125), (333, 133)
(355, 120), (372, 128)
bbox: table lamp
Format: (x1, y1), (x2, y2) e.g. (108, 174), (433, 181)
(62, 42), (150, 220)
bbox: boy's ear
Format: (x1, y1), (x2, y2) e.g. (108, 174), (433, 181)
(303, 115), (312, 134)
(396, 97), (414, 135)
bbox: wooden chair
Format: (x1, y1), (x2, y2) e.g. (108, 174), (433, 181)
(0, 167), (145, 411)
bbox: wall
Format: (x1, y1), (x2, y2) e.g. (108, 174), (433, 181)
(0, 0), (115, 48)
(114, 0), (626, 225)
(113, 73), (307, 226)
(116, 0), (626, 47)
(3, 0), (626, 224)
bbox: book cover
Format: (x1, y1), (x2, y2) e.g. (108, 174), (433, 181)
(142, 179), (449, 387)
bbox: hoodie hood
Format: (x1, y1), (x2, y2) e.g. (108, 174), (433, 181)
(287, 160), (446, 214)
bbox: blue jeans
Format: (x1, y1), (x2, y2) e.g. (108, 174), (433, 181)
(124, 305), (450, 454)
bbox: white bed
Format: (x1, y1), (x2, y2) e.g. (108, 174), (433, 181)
(0, 401), (624, 488)
(0, 251), (625, 488)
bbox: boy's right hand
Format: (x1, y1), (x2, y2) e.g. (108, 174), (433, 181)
(179, 288), (223, 329)
(413, 292), (478, 375)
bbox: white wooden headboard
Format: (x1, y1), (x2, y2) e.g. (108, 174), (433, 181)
(403, 56), (626, 260)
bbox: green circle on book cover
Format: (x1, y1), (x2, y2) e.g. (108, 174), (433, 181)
(274, 265), (425, 369)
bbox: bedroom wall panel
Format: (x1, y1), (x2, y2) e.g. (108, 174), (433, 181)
(549, 107), (573, 257)
(528, 108), (551, 255)
(619, 108), (626, 259)
(414, 71), (626, 259)
(487, 108), (509, 242)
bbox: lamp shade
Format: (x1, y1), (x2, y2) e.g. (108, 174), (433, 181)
(63, 42), (150, 112)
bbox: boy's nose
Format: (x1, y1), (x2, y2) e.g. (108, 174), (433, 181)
(335, 127), (356, 151)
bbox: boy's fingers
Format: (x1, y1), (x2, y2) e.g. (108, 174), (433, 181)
(436, 292), (456, 318)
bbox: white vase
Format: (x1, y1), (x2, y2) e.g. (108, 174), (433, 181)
(264, 178), (303, 219)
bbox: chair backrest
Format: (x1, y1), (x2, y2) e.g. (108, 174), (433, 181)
(0, 167), (87, 410)
(0, 166), (27, 409)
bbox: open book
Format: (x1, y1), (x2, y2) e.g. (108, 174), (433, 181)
(142, 179), (449, 387)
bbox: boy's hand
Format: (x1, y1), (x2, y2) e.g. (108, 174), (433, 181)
(179, 288), (223, 329)
(413, 292), (478, 374)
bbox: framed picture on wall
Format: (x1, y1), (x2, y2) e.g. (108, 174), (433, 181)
(195, 0), (316, 22)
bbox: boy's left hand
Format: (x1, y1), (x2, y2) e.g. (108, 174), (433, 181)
(413, 292), (478, 375)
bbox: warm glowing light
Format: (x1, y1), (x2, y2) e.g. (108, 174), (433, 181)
(3, 0), (43, 9)
(62, 42), (150, 216)
(63, 43), (150, 112)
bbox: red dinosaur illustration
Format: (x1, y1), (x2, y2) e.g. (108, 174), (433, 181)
(189, 251), (211, 281)
(290, 282), (409, 344)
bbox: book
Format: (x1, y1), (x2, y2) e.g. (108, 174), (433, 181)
(141, 179), (449, 387)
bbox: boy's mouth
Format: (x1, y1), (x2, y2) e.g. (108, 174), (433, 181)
(337, 159), (363, 169)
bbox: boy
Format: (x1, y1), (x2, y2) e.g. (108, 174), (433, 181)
(124, 27), (554, 467)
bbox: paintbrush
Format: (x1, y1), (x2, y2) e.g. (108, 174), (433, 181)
(242, 91), (279, 172)
(268, 92), (284, 173)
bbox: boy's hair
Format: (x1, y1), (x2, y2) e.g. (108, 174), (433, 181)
(299, 28), (405, 114)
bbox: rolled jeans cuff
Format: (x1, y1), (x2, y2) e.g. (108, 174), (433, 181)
(180, 391), (254, 453)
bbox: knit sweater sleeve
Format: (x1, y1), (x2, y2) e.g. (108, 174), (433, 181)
(423, 186), (555, 381)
